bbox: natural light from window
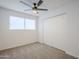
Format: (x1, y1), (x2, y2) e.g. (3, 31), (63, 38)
(9, 16), (36, 30)
(25, 19), (36, 30)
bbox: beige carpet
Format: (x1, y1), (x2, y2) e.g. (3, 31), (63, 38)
(0, 42), (77, 59)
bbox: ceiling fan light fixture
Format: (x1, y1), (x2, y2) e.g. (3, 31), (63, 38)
(32, 10), (38, 14)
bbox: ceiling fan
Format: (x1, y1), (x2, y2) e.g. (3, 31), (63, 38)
(20, 0), (48, 14)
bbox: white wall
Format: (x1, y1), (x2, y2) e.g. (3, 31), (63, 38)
(0, 7), (38, 50)
(38, 0), (79, 58)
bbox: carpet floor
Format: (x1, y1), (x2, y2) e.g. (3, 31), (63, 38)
(0, 42), (77, 59)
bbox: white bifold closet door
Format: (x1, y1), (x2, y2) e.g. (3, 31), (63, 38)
(43, 14), (67, 51)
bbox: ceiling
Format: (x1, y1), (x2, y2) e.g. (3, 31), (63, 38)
(0, 0), (74, 16)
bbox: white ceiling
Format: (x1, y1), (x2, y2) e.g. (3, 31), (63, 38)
(0, 0), (74, 16)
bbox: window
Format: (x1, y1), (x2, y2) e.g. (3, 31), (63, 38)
(9, 16), (36, 30)
(9, 16), (24, 30)
(25, 19), (36, 30)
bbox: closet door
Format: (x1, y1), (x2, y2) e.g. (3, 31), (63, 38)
(43, 14), (67, 50)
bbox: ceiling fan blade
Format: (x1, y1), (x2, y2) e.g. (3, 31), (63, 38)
(37, 8), (48, 11)
(20, 1), (32, 8)
(37, 0), (43, 7)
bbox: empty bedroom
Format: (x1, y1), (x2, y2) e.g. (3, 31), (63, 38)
(0, 0), (79, 59)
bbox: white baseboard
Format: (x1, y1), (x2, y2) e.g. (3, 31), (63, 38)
(65, 52), (79, 59)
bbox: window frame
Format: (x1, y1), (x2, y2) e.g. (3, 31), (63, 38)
(9, 16), (36, 30)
